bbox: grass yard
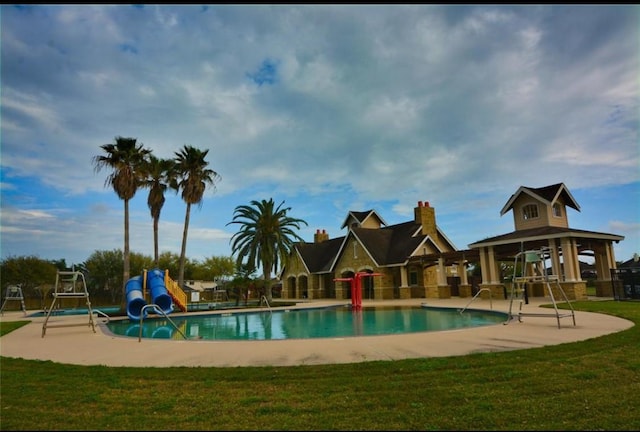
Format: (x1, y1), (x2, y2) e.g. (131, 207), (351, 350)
(1, 300), (639, 431)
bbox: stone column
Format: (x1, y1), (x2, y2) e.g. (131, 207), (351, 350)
(560, 238), (579, 282)
(479, 247), (489, 285)
(457, 261), (471, 297)
(398, 266), (411, 299)
(547, 240), (562, 279)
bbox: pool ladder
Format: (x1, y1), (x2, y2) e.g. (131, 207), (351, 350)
(137, 304), (188, 342)
(92, 309), (111, 323)
(458, 288), (493, 314)
(260, 295), (272, 314)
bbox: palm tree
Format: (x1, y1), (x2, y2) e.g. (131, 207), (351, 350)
(173, 145), (221, 288)
(139, 155), (177, 267)
(227, 198), (308, 302)
(92, 136), (151, 310)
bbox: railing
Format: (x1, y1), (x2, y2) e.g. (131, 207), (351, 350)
(92, 309), (111, 323)
(458, 288), (493, 314)
(163, 271), (187, 312)
(138, 304), (188, 342)
(260, 295), (272, 314)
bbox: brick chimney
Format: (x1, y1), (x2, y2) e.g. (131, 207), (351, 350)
(414, 200), (436, 237)
(314, 229), (330, 243)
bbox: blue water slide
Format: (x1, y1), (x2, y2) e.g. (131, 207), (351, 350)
(147, 268), (173, 315)
(125, 269), (174, 321)
(125, 276), (147, 321)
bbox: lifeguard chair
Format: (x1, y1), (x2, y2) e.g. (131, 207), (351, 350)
(42, 271), (96, 337)
(0, 285), (27, 316)
(505, 247), (576, 329)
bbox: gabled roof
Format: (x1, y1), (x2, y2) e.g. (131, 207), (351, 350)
(619, 256), (640, 269)
(468, 226), (624, 249)
(340, 209), (387, 229)
(500, 182), (580, 216)
(350, 222), (428, 266)
(294, 237), (343, 273)
(290, 215), (457, 275)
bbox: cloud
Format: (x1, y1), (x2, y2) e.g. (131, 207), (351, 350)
(1, 5), (638, 265)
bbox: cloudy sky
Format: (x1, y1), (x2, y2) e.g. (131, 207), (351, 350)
(1, 4), (638, 271)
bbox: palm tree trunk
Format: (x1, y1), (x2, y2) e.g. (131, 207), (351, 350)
(178, 203), (191, 289)
(122, 198), (130, 312)
(153, 216), (159, 268)
(263, 267), (272, 302)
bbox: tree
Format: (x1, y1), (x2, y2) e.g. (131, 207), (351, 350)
(139, 155), (177, 267)
(199, 255), (236, 282)
(157, 251), (181, 279)
(1, 255), (59, 309)
(92, 136), (152, 310)
(230, 262), (257, 306)
(84, 249), (153, 305)
(227, 198), (308, 302)
(84, 249), (124, 304)
(129, 251), (155, 279)
(173, 145), (221, 289)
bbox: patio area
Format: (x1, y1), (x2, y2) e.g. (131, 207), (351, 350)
(0, 297), (633, 368)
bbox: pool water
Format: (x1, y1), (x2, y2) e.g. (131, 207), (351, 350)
(105, 305), (507, 341)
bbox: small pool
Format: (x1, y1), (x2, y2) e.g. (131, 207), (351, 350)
(105, 305), (508, 341)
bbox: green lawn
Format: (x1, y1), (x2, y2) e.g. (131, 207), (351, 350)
(1, 301), (639, 431)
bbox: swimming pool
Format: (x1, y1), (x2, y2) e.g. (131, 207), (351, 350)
(105, 305), (508, 341)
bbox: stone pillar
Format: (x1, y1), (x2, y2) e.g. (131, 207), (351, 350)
(479, 247), (489, 285)
(485, 246), (500, 285)
(400, 267), (409, 289)
(426, 284), (451, 298)
(458, 262), (468, 285)
(399, 266), (411, 299)
(548, 240), (562, 279)
(437, 258), (447, 286)
(560, 281), (588, 300)
(458, 285), (472, 297)
(560, 238), (579, 282)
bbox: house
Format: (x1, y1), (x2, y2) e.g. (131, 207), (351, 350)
(280, 200), (467, 300)
(618, 255), (640, 269)
(280, 183), (625, 302)
(612, 254), (640, 300)
(468, 183), (625, 300)
(182, 280), (218, 292)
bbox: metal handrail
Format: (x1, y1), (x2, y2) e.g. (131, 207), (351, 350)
(92, 309), (111, 322)
(260, 295), (272, 314)
(138, 304), (188, 342)
(459, 288), (493, 314)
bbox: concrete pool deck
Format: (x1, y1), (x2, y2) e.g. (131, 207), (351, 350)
(0, 297), (633, 368)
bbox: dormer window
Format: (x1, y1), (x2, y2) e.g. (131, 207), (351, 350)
(522, 204), (539, 220)
(552, 202), (562, 218)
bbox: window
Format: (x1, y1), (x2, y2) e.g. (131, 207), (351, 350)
(409, 270), (418, 285)
(552, 202), (562, 217)
(522, 204), (539, 220)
